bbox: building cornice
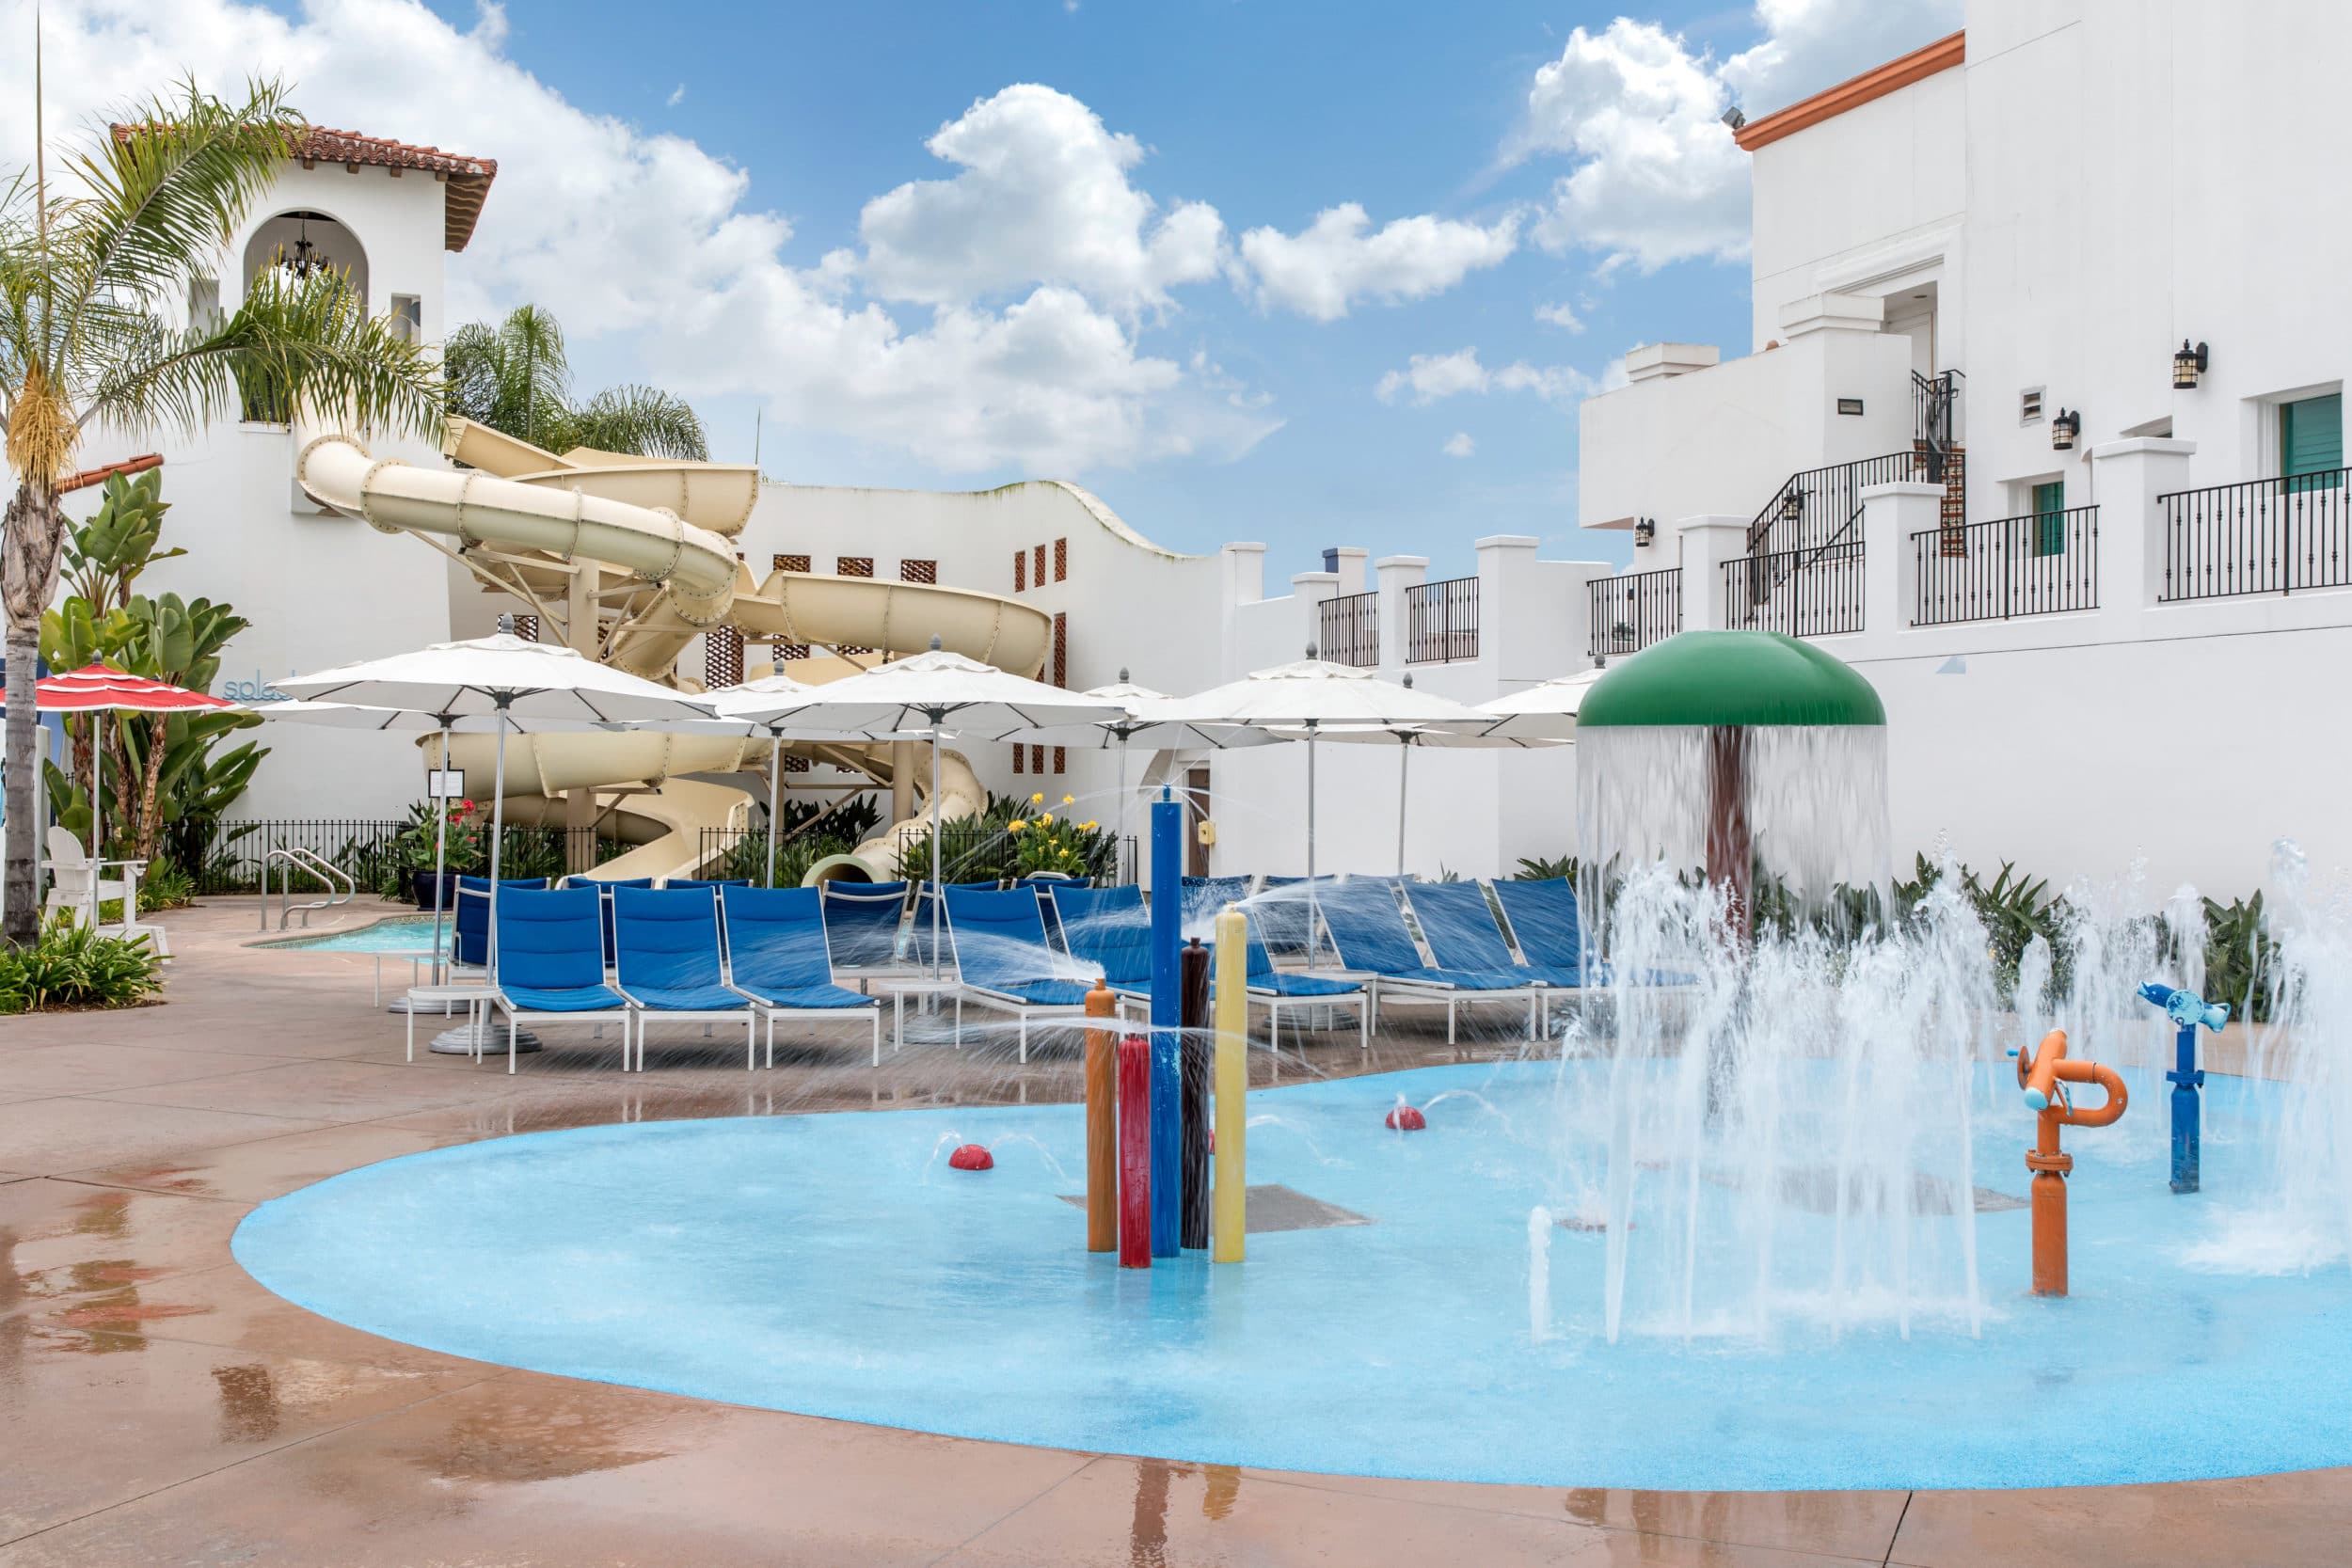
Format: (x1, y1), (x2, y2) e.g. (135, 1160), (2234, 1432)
(1733, 31), (1965, 152)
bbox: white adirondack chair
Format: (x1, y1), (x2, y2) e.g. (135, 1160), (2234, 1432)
(43, 826), (126, 927)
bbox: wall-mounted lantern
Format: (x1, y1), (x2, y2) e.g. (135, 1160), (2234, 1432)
(2051, 408), (2080, 451)
(2173, 340), (2209, 390)
(1779, 488), (1804, 522)
(1633, 517), (1657, 547)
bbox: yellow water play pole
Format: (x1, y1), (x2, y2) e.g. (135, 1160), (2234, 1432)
(1213, 906), (1248, 1261)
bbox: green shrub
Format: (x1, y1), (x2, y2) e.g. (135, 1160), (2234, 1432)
(0, 917), (167, 1014)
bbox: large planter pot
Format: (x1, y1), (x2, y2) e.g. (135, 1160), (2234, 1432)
(409, 869), (458, 912)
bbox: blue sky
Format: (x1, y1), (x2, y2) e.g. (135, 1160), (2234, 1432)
(15, 0), (1962, 570)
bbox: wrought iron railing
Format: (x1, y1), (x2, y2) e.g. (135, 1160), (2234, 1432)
(1747, 450), (1935, 559)
(1722, 541), (1865, 638)
(2159, 469), (2352, 602)
(1588, 567), (1681, 657)
(698, 824), (1133, 887)
(155, 817), (627, 897)
(1405, 575), (1480, 662)
(1913, 506), (2098, 626)
(1911, 368), (1964, 475)
(1317, 591), (1379, 668)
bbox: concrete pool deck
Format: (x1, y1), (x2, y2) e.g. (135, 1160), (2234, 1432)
(2, 898), (2346, 1565)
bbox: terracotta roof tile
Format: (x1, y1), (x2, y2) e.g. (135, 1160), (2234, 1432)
(110, 122), (498, 251)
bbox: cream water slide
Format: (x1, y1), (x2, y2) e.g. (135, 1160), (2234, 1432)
(293, 418), (1053, 881)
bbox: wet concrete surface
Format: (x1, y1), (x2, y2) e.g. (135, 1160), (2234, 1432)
(3, 896), (2348, 1565)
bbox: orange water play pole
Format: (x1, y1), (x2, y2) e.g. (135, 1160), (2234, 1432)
(2016, 1028), (2128, 1297)
(1084, 982), (1117, 1253)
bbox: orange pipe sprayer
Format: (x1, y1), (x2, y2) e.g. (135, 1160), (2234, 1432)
(2016, 1029), (2128, 1297)
(1084, 981), (1117, 1253)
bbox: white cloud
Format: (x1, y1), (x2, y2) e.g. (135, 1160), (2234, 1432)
(1239, 203), (1519, 322)
(1375, 347), (1626, 406)
(0, 2), (1275, 476)
(666, 83), (685, 107)
(1511, 1), (1961, 274)
(1442, 432), (1475, 458)
(1534, 300), (1584, 332)
(855, 84), (1226, 313)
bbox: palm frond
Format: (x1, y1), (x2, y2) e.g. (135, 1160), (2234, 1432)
(571, 383), (709, 460)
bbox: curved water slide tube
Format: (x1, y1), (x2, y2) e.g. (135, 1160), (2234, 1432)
(293, 419), (1047, 880)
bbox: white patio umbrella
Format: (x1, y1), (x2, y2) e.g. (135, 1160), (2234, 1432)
(734, 639), (1128, 975)
(1150, 648), (1495, 960)
(1277, 673), (1564, 876)
(274, 626), (715, 1003)
(243, 699), (612, 983)
(1016, 668), (1279, 883)
(690, 674), (897, 888)
(1475, 665), (1607, 742)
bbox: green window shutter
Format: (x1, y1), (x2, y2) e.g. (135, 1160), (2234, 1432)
(2032, 480), (2066, 557)
(2283, 393), (2344, 492)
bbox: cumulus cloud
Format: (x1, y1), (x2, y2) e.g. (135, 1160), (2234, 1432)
(1534, 300), (1584, 332)
(855, 84), (1227, 313)
(0, 1), (1275, 475)
(1239, 204), (1520, 322)
(1511, 1), (1960, 273)
(1442, 432), (1475, 458)
(1375, 347), (1625, 406)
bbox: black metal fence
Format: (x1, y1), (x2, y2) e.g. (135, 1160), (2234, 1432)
(1748, 450), (1934, 558)
(2160, 469), (2352, 602)
(1405, 575), (1480, 662)
(159, 817), (628, 897)
(1911, 369), (1963, 470)
(1316, 591), (1379, 667)
(1588, 566), (1681, 657)
(697, 824), (1136, 887)
(1913, 506), (2099, 626)
(1722, 540), (1866, 638)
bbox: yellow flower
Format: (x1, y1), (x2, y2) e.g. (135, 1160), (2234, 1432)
(1061, 794), (1074, 805)
(1009, 819), (1028, 832)
(1031, 792), (1045, 804)
(1038, 811), (1054, 824)
(1080, 820), (1098, 832)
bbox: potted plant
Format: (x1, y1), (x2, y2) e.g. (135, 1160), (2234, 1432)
(399, 798), (485, 909)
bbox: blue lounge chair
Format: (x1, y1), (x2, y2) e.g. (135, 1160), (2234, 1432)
(612, 886), (755, 1070)
(564, 874), (652, 965)
(1047, 883), (1150, 1004)
(1318, 879), (1539, 1043)
(1181, 875), (1250, 936)
(909, 879), (1002, 968)
(1011, 872), (1086, 950)
(942, 886), (1096, 1063)
(453, 875), (549, 971)
(1254, 874), (1326, 961)
(1239, 909), (1371, 1053)
(488, 886), (631, 1074)
(721, 886), (884, 1067)
(1488, 878), (1590, 988)
(1409, 879), (1589, 1030)
(819, 879), (910, 985)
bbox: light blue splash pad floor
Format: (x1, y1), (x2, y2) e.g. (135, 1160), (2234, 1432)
(233, 1061), (2352, 1491)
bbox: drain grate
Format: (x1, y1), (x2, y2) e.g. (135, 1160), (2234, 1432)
(1057, 1184), (1371, 1234)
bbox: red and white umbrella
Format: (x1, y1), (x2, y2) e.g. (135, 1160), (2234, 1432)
(3, 664), (233, 926)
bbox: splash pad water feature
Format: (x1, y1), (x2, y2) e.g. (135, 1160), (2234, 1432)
(232, 632), (2352, 1491)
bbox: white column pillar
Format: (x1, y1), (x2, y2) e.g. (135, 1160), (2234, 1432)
(2088, 436), (2196, 616)
(1373, 555), (1427, 673)
(1331, 546), (1370, 597)
(1474, 534), (1540, 673)
(1292, 570), (1340, 659)
(1676, 515), (1751, 632)
(1858, 481), (1945, 636)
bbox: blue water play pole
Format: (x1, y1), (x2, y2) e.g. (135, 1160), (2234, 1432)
(2137, 981), (2229, 1194)
(1149, 789), (1183, 1257)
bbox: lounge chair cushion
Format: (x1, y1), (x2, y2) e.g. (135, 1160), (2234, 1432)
(1246, 971), (1363, 998)
(625, 983), (747, 1012)
(501, 983), (628, 1013)
(970, 978), (1095, 1007)
(735, 981), (878, 1011)
(1378, 966), (1536, 992)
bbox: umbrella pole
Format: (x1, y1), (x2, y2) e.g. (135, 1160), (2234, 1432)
(1397, 737), (1410, 879)
(1305, 723), (1318, 968)
(89, 713), (103, 930)
(929, 719), (944, 980)
(486, 703), (510, 1057)
(431, 721), (452, 985)
(766, 728), (783, 888)
(1117, 734), (1129, 884)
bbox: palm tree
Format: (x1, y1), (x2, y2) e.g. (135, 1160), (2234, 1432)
(443, 305), (708, 461)
(0, 77), (442, 943)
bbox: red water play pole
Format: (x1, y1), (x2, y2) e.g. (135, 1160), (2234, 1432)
(1118, 1033), (1152, 1268)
